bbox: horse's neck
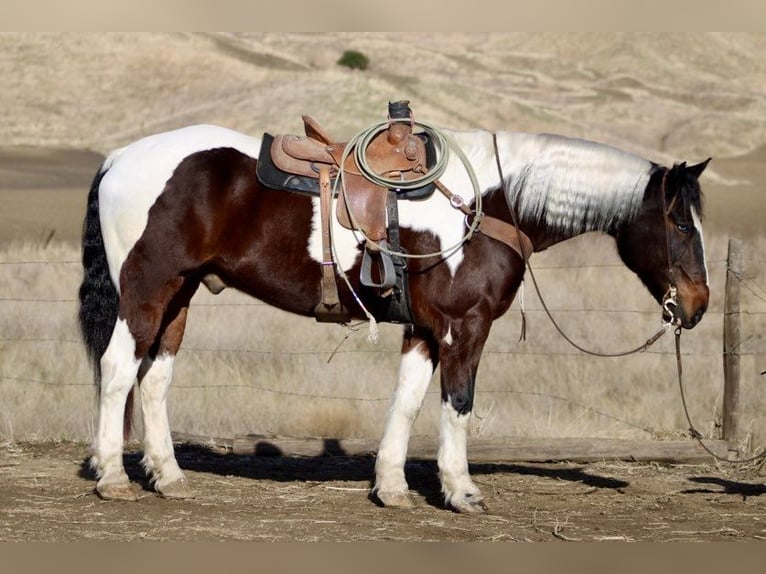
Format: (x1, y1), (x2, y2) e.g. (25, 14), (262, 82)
(524, 222), (612, 253)
(482, 187), (611, 253)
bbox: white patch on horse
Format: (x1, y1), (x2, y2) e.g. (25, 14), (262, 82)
(691, 206), (709, 286)
(98, 125), (263, 290)
(374, 341), (434, 500)
(495, 131), (653, 237)
(308, 197), (362, 272)
(399, 129), (501, 276)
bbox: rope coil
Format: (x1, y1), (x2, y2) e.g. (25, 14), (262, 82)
(334, 119), (483, 260)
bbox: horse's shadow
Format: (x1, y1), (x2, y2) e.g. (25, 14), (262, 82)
(683, 476), (766, 499)
(78, 440), (631, 509)
(78, 441), (766, 508)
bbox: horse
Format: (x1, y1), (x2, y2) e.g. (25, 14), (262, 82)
(78, 122), (710, 513)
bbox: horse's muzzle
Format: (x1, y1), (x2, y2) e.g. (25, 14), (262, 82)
(673, 281), (710, 329)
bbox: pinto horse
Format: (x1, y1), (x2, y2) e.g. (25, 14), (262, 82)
(78, 124), (710, 512)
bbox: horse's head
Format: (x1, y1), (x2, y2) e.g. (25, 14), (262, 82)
(616, 159), (711, 329)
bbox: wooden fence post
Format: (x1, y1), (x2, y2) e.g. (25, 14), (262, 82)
(722, 236), (743, 455)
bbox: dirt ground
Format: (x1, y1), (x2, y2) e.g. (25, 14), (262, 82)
(1, 440), (764, 542)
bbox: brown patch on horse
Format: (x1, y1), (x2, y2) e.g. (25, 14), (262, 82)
(392, 189), (526, 413)
(118, 147), (328, 363)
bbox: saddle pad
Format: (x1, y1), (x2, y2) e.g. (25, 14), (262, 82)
(256, 133), (321, 195)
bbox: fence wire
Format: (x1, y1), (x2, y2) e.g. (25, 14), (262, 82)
(2, 256), (764, 412)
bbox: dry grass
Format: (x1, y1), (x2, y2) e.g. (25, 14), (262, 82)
(1, 231), (763, 448)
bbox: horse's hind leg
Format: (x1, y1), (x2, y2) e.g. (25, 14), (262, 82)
(374, 327), (438, 508)
(92, 269), (187, 500)
(92, 318), (143, 501)
(138, 280), (197, 499)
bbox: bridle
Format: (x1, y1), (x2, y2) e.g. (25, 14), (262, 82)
(660, 168), (765, 463)
(658, 168), (681, 327)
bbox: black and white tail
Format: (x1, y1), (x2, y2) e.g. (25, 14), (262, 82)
(78, 163), (119, 385)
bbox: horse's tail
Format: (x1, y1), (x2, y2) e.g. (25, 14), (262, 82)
(78, 160), (134, 438)
(78, 162), (117, 381)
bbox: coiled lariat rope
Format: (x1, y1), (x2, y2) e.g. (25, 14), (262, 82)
(328, 120), (484, 344)
(334, 119), (483, 260)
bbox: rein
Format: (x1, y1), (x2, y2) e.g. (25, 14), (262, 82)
(675, 328), (766, 464)
(492, 139), (766, 464)
(653, 169), (763, 463)
(491, 134), (674, 357)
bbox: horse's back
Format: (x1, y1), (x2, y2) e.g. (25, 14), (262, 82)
(97, 125), (262, 287)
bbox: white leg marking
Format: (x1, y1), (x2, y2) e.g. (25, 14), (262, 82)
(438, 401), (485, 512)
(374, 343), (434, 507)
(139, 354), (188, 495)
(691, 206), (709, 286)
(92, 319), (141, 492)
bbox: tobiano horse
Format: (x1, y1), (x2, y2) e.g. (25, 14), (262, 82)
(78, 123), (710, 512)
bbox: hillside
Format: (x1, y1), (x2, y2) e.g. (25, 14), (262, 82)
(1, 32), (764, 239)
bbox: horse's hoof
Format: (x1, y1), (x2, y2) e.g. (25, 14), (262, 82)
(157, 478), (195, 500)
(449, 494), (487, 514)
(96, 481), (138, 502)
(375, 490), (416, 509)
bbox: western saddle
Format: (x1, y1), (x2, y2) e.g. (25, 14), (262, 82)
(255, 101), (532, 325)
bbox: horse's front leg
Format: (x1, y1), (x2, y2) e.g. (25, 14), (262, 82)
(374, 327), (438, 508)
(437, 318), (490, 513)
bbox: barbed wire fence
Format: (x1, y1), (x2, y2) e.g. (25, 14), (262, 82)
(1, 249), (764, 451)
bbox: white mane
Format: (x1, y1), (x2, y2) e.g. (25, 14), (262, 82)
(495, 131), (655, 235)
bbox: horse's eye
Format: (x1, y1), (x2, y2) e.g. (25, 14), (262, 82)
(677, 223), (691, 234)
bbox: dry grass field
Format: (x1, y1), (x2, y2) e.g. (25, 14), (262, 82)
(0, 33), (764, 540)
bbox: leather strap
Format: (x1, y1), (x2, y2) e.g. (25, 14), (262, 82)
(476, 214), (534, 259)
(314, 165), (349, 322)
(433, 179), (534, 259)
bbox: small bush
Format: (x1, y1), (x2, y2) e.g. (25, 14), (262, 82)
(337, 50), (369, 71)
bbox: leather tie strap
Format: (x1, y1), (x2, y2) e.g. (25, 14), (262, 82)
(314, 165), (349, 323)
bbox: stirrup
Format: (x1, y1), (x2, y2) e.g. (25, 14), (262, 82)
(360, 240), (396, 290)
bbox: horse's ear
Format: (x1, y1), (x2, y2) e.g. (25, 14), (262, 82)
(667, 162), (687, 186)
(668, 162), (686, 178)
(686, 157), (712, 179)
